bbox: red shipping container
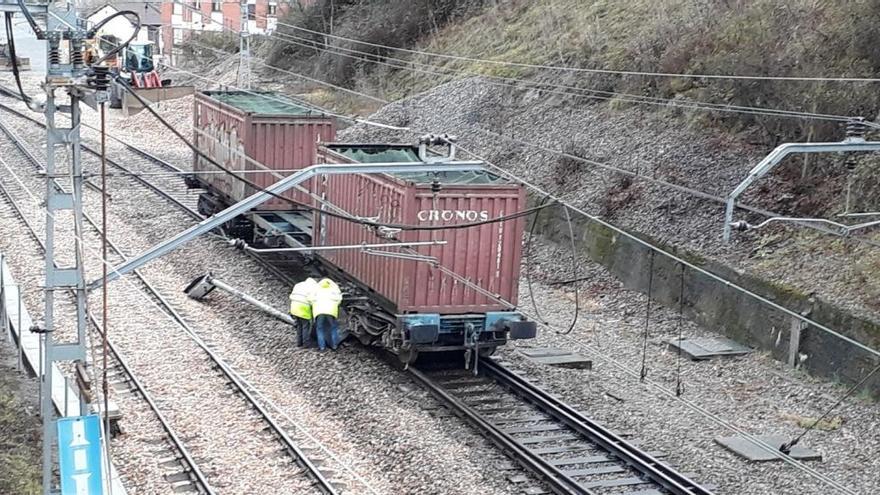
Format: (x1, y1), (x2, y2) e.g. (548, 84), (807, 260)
(192, 90), (336, 209)
(315, 144), (526, 314)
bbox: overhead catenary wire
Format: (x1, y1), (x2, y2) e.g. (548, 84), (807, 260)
(639, 251), (655, 382)
(171, 34), (880, 251)
(179, 17), (866, 125)
(780, 362), (880, 454)
(114, 77), (556, 232)
(8, 24), (868, 492)
(172, 2), (864, 124)
(4, 12), (33, 107)
(148, 29), (880, 364)
(154, 18), (876, 492)
(254, 24), (866, 124)
(0, 140), (382, 495)
(264, 14), (880, 84)
(674, 263), (686, 397)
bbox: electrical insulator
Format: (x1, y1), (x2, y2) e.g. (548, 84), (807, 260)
(846, 117), (868, 140)
(48, 37), (61, 68)
(88, 66), (110, 91)
(70, 38), (84, 69)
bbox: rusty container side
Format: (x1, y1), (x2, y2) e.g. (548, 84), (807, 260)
(193, 91), (335, 208)
(247, 117), (336, 209)
(192, 92), (250, 204)
(319, 171), (412, 309)
(316, 147), (526, 314)
(404, 184), (526, 313)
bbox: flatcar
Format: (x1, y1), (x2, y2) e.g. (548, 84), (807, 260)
(187, 90), (537, 362)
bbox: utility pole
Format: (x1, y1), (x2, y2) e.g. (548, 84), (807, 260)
(238, 0), (250, 89)
(2, 1), (113, 492)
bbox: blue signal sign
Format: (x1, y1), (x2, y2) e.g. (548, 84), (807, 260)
(57, 415), (104, 495)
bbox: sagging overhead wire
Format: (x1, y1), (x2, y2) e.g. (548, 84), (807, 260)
(178, 14), (863, 125)
(264, 14), (880, 84)
(91, 19), (880, 364)
(256, 25), (861, 124)
(176, 34), (880, 251)
(53, 26), (872, 492)
(174, 1), (856, 123)
(4, 12), (34, 109)
(114, 78), (555, 232)
(87, 10), (141, 66)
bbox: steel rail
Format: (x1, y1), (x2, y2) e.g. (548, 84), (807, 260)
(407, 366), (587, 495)
(0, 176), (217, 495)
(409, 360), (714, 495)
(0, 98), (202, 222)
(0, 119), (339, 495)
(482, 359), (713, 495)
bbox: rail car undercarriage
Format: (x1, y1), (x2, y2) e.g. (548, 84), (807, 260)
(194, 194), (537, 364)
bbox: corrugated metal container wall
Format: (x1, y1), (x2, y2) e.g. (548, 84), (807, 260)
(316, 148), (526, 314)
(193, 92), (248, 203)
(193, 91), (336, 208)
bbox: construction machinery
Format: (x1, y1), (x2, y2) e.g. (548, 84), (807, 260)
(106, 40), (192, 114)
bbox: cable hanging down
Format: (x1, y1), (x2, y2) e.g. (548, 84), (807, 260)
(639, 251), (656, 382)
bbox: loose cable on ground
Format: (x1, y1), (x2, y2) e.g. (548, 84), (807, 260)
(674, 263), (686, 397)
(780, 362), (880, 455)
(557, 203), (579, 335)
(639, 251), (655, 382)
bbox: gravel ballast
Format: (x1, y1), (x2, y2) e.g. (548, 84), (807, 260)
(0, 78), (522, 495)
(1, 70), (877, 495)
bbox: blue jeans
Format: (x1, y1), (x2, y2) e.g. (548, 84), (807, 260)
(315, 315), (339, 350)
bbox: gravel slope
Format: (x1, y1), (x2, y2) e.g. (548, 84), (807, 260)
(335, 77), (880, 324)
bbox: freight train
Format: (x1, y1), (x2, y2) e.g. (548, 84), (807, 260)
(186, 90), (537, 363)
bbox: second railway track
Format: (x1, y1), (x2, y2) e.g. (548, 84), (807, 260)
(410, 358), (714, 495)
(1, 83), (712, 495)
(0, 97), (362, 494)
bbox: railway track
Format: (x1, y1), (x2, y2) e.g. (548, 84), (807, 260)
(0, 93), (203, 220)
(239, 246), (715, 495)
(0, 102), (357, 494)
(0, 167), (214, 494)
(410, 358), (714, 495)
(1, 84), (711, 495)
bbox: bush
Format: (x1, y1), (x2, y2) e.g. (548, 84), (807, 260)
(266, 0), (488, 86)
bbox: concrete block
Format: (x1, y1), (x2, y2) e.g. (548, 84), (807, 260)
(715, 435), (822, 462)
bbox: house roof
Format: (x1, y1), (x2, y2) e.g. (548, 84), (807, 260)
(87, 2), (162, 26)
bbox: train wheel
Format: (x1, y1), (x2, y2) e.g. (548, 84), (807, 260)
(478, 346), (497, 357)
(398, 347), (419, 365)
(356, 331), (374, 346)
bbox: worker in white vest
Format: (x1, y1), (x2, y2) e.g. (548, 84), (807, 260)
(289, 278), (318, 347)
(310, 278), (343, 351)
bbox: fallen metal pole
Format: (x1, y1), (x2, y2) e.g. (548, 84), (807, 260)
(186, 274), (296, 326)
(210, 276), (296, 325)
(88, 160), (482, 290)
(239, 240), (447, 253)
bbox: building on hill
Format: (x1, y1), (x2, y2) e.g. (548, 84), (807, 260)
(160, 0), (315, 64)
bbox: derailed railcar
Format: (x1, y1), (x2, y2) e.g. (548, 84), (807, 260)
(188, 112), (538, 361)
(188, 90), (336, 216)
(310, 142), (536, 362)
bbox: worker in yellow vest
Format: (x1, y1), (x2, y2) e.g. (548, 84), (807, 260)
(310, 278), (343, 351)
(289, 278), (318, 347)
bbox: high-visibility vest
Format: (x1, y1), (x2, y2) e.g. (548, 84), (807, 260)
(310, 278), (342, 318)
(289, 278), (317, 320)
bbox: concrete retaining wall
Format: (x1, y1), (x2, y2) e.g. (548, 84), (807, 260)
(533, 205), (880, 397)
